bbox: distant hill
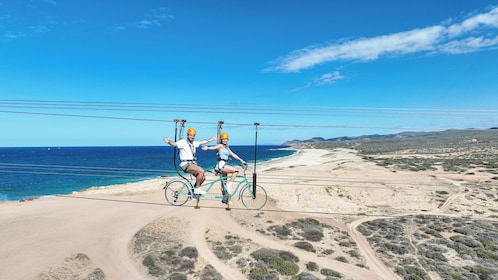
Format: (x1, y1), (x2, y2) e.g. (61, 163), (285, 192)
(282, 128), (497, 146)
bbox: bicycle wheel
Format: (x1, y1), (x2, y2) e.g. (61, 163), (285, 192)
(240, 184), (267, 210)
(164, 179), (191, 206)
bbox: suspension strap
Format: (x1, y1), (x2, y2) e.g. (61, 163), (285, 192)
(172, 119), (190, 181)
(253, 122), (259, 196)
(217, 121), (224, 143)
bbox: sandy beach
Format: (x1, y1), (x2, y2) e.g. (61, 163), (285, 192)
(1, 147), (496, 279)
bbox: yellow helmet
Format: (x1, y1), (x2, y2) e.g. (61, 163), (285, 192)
(220, 132), (229, 140)
(187, 128), (196, 135)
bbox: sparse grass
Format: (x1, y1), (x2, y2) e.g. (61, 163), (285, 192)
(358, 215), (498, 279)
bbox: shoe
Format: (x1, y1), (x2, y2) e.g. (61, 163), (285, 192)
(226, 183), (232, 194)
(194, 188), (206, 195)
(221, 197), (232, 205)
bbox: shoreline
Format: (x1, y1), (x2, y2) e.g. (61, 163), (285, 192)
(0, 146), (298, 203)
(1, 147), (496, 279)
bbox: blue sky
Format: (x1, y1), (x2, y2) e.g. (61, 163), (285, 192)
(1, 0), (498, 146)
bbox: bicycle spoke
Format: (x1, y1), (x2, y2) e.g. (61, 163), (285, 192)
(241, 184), (267, 210)
(164, 179), (191, 206)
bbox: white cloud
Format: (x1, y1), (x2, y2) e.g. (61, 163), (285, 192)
(268, 6), (498, 73)
(289, 82), (311, 92)
(313, 71), (344, 86)
(135, 7), (174, 29)
(29, 25), (50, 33)
(290, 71), (345, 92)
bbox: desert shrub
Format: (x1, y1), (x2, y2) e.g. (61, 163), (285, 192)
(423, 250), (447, 262)
(383, 242), (410, 255)
(335, 256), (348, 263)
(291, 218), (321, 228)
(305, 262), (318, 271)
(159, 249), (176, 260)
(86, 268), (105, 280)
(395, 265), (428, 280)
(278, 261), (300, 276)
(466, 265), (498, 279)
(291, 272), (319, 280)
(320, 268), (342, 277)
(294, 241), (316, 252)
(179, 259), (195, 270)
(339, 241), (355, 248)
(301, 227), (324, 242)
(180, 246), (198, 259)
(287, 218), (325, 242)
(143, 254), (155, 267)
(348, 249), (361, 258)
(422, 227), (443, 238)
(142, 254), (163, 277)
(236, 257), (248, 267)
(230, 245), (243, 255)
(268, 225), (292, 239)
(250, 248), (299, 276)
(169, 272), (187, 280)
(248, 261), (279, 280)
(200, 264), (222, 280)
(279, 250), (299, 262)
(213, 245), (232, 260)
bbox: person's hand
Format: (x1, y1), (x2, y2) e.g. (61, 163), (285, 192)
(163, 137), (170, 144)
(201, 146), (208, 151)
(210, 135), (218, 141)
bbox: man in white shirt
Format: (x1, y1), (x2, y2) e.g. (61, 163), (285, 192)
(163, 127), (217, 194)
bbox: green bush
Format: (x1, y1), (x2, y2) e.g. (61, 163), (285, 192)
(268, 225), (292, 239)
(294, 241), (316, 252)
(306, 262), (318, 271)
(320, 268), (342, 277)
(301, 227), (324, 242)
(335, 256), (349, 263)
(291, 272), (319, 280)
(200, 264), (222, 280)
(180, 246), (198, 259)
(250, 248), (300, 276)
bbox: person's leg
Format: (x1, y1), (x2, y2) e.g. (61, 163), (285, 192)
(196, 167), (205, 187)
(222, 165), (239, 182)
(186, 164), (206, 194)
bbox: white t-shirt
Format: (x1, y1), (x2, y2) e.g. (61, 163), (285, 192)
(177, 139), (200, 163)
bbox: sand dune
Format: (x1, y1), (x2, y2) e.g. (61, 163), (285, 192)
(0, 147), (496, 279)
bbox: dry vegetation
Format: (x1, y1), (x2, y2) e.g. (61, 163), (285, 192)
(131, 129), (498, 280)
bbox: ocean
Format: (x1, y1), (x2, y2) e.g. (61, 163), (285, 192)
(0, 145), (295, 202)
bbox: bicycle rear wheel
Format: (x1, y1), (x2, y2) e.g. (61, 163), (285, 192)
(241, 184), (267, 210)
(164, 179), (191, 206)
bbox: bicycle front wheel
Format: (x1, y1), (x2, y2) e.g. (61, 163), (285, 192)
(164, 179), (191, 206)
(241, 184), (267, 210)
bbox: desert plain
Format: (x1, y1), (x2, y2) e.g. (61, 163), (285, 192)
(0, 129), (497, 280)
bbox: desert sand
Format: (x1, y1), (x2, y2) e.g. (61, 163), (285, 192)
(0, 147), (495, 279)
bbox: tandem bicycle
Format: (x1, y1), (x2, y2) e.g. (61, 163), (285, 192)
(163, 163), (267, 210)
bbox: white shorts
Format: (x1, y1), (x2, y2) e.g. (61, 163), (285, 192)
(215, 160), (226, 173)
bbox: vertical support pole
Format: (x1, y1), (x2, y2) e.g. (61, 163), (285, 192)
(179, 119), (187, 140)
(253, 122), (259, 197)
(217, 121), (224, 141)
(172, 119), (180, 175)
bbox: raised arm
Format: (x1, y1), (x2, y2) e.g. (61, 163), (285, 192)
(202, 143), (221, 151)
(228, 148), (246, 164)
(199, 135), (217, 145)
(163, 137), (178, 147)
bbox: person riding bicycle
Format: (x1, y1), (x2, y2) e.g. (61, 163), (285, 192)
(163, 127), (217, 195)
(202, 132), (246, 195)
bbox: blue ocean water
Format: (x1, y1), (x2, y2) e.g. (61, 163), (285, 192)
(0, 145), (295, 202)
